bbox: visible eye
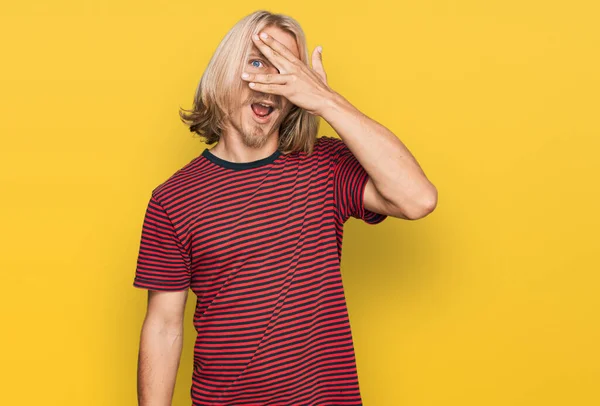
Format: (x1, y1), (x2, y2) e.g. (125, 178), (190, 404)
(250, 59), (264, 69)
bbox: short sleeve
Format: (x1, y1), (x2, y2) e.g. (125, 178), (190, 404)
(331, 137), (388, 225)
(133, 194), (191, 291)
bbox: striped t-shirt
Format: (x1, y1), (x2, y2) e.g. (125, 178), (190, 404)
(133, 135), (387, 405)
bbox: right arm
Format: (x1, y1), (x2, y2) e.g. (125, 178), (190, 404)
(137, 289), (189, 406)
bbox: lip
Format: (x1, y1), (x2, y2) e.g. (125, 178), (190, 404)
(250, 104), (275, 124)
(254, 100), (275, 107)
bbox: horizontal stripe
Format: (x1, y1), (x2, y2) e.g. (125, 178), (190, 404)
(133, 136), (387, 405)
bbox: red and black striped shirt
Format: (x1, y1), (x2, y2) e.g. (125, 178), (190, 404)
(133, 135), (387, 405)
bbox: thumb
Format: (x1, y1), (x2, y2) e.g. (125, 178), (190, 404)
(311, 46), (328, 86)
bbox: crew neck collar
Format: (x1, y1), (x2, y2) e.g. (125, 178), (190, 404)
(201, 147), (282, 170)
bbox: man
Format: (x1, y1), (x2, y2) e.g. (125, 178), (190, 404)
(133, 10), (437, 406)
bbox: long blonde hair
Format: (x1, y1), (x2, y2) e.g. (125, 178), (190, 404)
(179, 10), (320, 155)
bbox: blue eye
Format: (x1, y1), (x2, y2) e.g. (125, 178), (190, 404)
(251, 60), (263, 68)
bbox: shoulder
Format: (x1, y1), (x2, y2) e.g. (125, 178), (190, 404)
(315, 135), (343, 150)
(285, 136), (345, 168)
(150, 155), (204, 203)
(313, 136), (352, 164)
(313, 135), (347, 157)
(280, 135), (342, 163)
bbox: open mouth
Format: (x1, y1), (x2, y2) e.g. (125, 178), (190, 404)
(250, 102), (275, 121)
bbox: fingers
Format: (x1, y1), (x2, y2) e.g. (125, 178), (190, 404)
(311, 46), (328, 86)
(246, 82), (286, 94)
(252, 32), (295, 74)
(241, 72), (292, 85)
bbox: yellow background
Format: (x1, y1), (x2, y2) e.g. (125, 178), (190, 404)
(1, 1), (599, 405)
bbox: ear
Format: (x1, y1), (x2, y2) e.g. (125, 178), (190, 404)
(311, 46), (328, 86)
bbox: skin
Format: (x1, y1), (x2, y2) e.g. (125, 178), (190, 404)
(208, 25), (300, 159)
(137, 23), (439, 406)
(136, 28), (303, 406)
(240, 29), (438, 220)
(137, 289), (188, 406)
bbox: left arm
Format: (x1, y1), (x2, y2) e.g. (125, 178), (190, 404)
(318, 91), (438, 220)
(241, 32), (437, 220)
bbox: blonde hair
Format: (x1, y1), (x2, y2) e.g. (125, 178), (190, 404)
(179, 10), (320, 155)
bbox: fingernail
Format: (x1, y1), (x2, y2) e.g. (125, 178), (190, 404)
(317, 46), (323, 53)
(260, 32), (268, 39)
(242, 72), (249, 78)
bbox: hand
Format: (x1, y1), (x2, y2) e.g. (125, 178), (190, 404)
(241, 31), (334, 117)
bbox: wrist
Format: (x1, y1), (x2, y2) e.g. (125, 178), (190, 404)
(318, 89), (345, 119)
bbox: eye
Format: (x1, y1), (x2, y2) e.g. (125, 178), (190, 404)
(250, 59), (264, 69)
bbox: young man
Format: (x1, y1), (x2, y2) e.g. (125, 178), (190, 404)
(133, 10), (437, 406)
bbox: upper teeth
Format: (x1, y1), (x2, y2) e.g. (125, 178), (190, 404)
(259, 103), (270, 108)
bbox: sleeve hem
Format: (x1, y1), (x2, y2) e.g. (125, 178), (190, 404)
(357, 170), (388, 225)
(133, 279), (190, 292)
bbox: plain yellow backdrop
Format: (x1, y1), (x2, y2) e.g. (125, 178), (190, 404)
(1, 1), (599, 405)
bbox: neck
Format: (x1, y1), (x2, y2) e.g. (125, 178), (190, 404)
(209, 133), (279, 163)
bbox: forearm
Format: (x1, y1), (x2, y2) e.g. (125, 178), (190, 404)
(319, 90), (437, 212)
(137, 319), (184, 406)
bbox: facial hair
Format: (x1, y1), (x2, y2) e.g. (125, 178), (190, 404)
(234, 93), (287, 149)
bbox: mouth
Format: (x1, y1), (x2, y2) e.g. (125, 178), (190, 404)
(250, 102), (275, 123)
